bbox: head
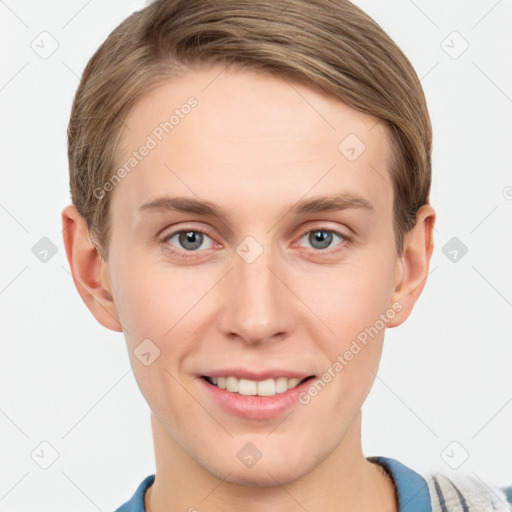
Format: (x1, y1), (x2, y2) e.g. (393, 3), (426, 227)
(63, 0), (435, 488)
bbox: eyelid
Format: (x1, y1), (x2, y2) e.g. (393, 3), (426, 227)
(161, 226), (217, 246)
(294, 226), (351, 251)
(160, 222), (352, 259)
(159, 229), (216, 261)
(291, 218), (352, 240)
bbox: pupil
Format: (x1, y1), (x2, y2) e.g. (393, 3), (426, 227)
(310, 230), (331, 249)
(180, 231), (202, 250)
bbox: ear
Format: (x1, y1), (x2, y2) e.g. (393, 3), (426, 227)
(61, 204), (123, 332)
(387, 204), (436, 328)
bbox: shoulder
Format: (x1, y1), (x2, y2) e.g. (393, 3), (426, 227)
(423, 469), (512, 512)
(114, 474), (155, 512)
(369, 456), (511, 512)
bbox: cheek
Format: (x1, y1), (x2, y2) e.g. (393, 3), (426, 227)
(110, 264), (197, 416)
(297, 257), (395, 340)
(294, 272), (390, 422)
(291, 255), (395, 400)
(111, 260), (197, 343)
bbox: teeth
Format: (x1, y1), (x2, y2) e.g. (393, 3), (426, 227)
(207, 376), (305, 396)
(226, 376), (238, 392)
(275, 377), (289, 393)
(254, 378), (274, 396)
(238, 379), (258, 395)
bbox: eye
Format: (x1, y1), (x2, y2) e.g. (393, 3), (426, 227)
(162, 229), (215, 254)
(160, 226), (350, 259)
(297, 228), (349, 252)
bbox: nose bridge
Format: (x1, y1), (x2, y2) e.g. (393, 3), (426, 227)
(218, 235), (294, 343)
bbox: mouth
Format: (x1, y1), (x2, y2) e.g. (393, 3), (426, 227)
(201, 375), (315, 397)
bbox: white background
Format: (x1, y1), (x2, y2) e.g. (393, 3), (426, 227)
(1, 0), (511, 510)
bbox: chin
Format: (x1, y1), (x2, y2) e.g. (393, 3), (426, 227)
(200, 452), (314, 488)
(215, 467), (305, 488)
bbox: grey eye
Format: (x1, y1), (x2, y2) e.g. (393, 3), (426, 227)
(165, 230), (214, 251)
(301, 230), (344, 250)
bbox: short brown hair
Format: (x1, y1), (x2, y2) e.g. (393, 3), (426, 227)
(67, 0), (432, 258)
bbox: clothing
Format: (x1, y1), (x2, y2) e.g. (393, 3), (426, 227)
(114, 456), (512, 511)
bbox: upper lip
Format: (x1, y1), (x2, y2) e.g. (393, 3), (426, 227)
(200, 368), (315, 381)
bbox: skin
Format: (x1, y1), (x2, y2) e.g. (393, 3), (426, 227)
(62, 64), (435, 512)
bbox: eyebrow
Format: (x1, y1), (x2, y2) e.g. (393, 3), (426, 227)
(138, 193), (375, 220)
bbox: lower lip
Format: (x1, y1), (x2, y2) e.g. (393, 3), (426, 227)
(199, 376), (316, 420)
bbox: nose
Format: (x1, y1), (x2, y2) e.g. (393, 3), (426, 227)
(216, 241), (296, 345)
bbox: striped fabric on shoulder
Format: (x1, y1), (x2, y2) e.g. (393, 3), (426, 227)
(425, 471), (511, 512)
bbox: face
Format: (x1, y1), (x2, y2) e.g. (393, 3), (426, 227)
(104, 65), (402, 485)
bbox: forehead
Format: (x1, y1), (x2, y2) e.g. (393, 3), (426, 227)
(111, 65), (393, 225)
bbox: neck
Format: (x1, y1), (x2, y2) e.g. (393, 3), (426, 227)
(145, 410), (397, 512)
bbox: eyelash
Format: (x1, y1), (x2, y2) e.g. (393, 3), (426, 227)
(160, 227), (351, 259)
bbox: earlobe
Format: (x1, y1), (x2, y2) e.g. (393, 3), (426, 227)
(387, 204), (436, 328)
(61, 204), (123, 332)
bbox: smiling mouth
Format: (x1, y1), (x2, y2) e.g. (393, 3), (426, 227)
(202, 375), (314, 397)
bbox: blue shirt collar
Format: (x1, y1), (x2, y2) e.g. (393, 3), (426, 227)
(115, 474), (154, 512)
(115, 456), (431, 512)
(368, 456), (432, 512)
